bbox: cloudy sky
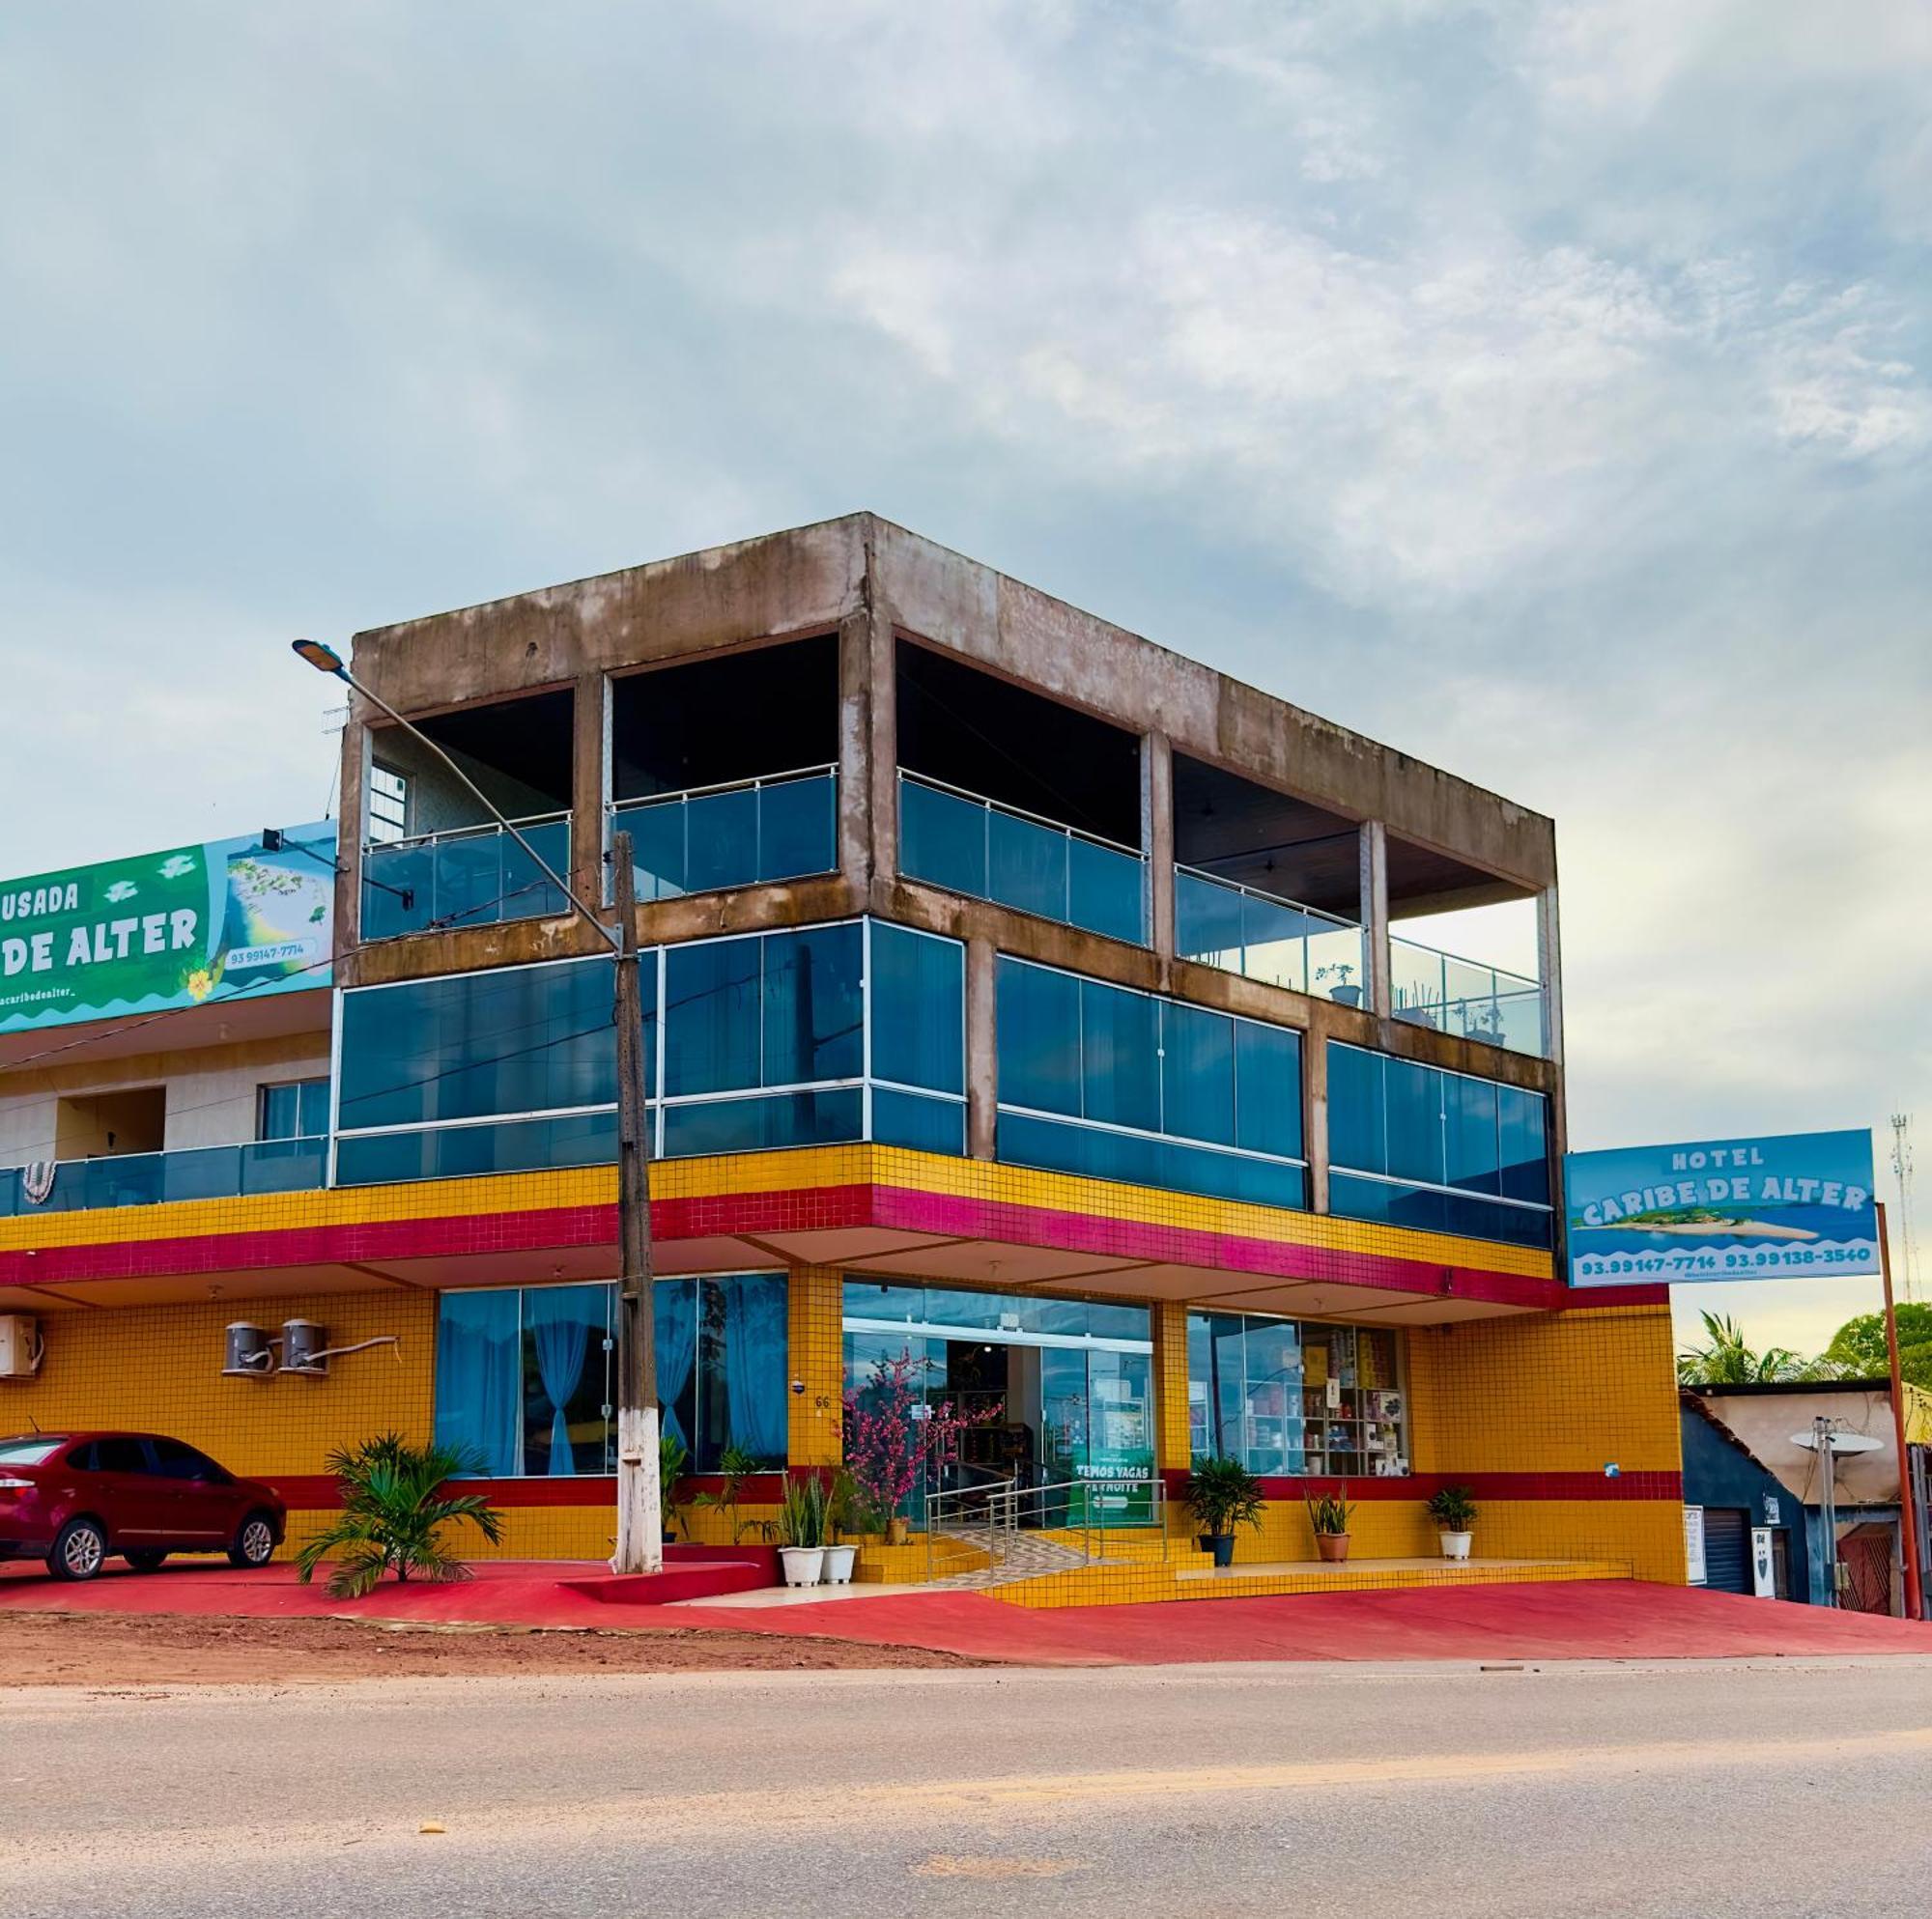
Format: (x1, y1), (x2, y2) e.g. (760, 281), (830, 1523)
(2, 3), (1926, 1351)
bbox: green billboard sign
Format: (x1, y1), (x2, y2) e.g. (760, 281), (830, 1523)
(0, 823), (336, 1033)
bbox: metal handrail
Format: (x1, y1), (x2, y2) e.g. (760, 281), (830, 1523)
(607, 763), (838, 812)
(1173, 862), (1360, 935)
(899, 768), (1146, 861)
(923, 1473), (1168, 1580)
(363, 807), (570, 855)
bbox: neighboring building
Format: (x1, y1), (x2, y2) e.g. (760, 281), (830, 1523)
(1686, 1381), (1932, 1619)
(0, 516), (1684, 1598)
(1679, 1391), (1813, 1601)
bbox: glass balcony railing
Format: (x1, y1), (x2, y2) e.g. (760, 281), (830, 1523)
(362, 814), (572, 941)
(899, 772), (1148, 945)
(1390, 936), (1546, 1056)
(609, 766), (837, 903)
(1176, 867), (1367, 1003)
(0, 1139), (327, 1219)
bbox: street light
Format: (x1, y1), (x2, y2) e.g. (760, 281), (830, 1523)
(293, 638), (663, 1574)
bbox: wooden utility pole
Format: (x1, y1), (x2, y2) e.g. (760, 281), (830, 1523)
(611, 831), (662, 1574)
(1879, 1203), (1923, 1621)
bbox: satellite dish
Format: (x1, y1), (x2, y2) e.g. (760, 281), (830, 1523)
(1791, 1430), (1885, 1454)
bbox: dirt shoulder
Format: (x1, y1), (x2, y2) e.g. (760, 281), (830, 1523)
(0, 1609), (993, 1686)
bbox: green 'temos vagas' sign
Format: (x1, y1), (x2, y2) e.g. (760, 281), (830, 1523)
(0, 823), (337, 1033)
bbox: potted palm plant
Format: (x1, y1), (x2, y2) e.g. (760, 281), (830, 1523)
(1305, 1489), (1354, 1563)
(1427, 1484), (1478, 1561)
(1182, 1454), (1265, 1568)
(658, 1430), (689, 1543)
(777, 1474), (827, 1587)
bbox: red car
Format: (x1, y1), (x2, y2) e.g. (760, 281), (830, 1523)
(0, 1432), (285, 1582)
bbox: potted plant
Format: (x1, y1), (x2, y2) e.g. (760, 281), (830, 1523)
(1182, 1454), (1265, 1568)
(697, 1441), (779, 1543)
(843, 1347), (924, 1549)
(822, 1470), (861, 1585)
(777, 1474), (827, 1587)
(1305, 1489), (1354, 1563)
(1318, 961), (1362, 1007)
(658, 1430), (689, 1543)
(1427, 1484), (1478, 1561)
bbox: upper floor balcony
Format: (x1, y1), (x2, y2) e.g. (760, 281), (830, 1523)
(0, 1137), (325, 1218)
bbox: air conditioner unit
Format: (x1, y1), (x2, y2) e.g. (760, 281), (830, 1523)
(222, 1322), (275, 1378)
(0, 1314), (43, 1379)
(281, 1319), (327, 1375)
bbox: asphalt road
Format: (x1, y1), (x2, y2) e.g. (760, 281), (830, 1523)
(6, 1656), (1931, 1918)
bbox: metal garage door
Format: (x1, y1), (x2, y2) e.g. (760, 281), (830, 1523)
(1702, 1509), (1750, 1594)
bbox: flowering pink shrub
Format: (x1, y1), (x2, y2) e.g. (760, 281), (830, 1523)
(842, 1347), (1004, 1528)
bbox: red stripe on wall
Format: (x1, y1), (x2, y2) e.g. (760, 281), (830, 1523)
(2, 1180), (1666, 1312)
(1160, 1468), (1682, 1503)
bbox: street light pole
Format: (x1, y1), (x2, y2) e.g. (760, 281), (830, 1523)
(1878, 1203), (1923, 1622)
(292, 639), (662, 1574)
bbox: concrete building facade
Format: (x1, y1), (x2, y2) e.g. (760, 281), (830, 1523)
(0, 517), (1682, 1601)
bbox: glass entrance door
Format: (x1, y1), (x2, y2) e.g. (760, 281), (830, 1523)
(841, 1283), (1156, 1530)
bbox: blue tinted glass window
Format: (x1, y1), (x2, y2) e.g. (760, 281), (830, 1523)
(1443, 1072), (1500, 1195)
(870, 1087), (966, 1154)
(1383, 1057), (1443, 1186)
(662, 1088), (863, 1158)
(762, 924), (864, 1086)
(870, 924), (964, 1093)
(338, 959), (621, 1129)
(1325, 1043), (1384, 1174)
(1233, 1022), (1302, 1160)
(665, 938), (760, 1094)
(435, 1290), (521, 1477)
(997, 962), (1082, 1115)
(1497, 1086), (1550, 1205)
(1161, 1002), (1235, 1146)
(1079, 979), (1159, 1132)
(335, 1113), (618, 1185)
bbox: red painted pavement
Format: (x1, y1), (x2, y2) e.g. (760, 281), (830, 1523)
(4, 1560), (1931, 1664)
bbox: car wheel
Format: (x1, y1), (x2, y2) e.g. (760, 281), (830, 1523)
(49, 1517), (108, 1583)
(229, 1511), (276, 1568)
(125, 1549), (168, 1572)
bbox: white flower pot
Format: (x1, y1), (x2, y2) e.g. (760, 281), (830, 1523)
(780, 1546), (826, 1587)
(1440, 1531), (1472, 1562)
(822, 1544), (857, 1586)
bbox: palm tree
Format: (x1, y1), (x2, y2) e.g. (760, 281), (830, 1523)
(1675, 1312), (1804, 1386)
(297, 1433), (504, 1598)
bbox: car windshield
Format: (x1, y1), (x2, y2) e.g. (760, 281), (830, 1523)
(0, 1437), (66, 1466)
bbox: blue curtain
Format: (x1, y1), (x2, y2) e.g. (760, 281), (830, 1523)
(719, 1276), (788, 1464)
(525, 1285), (598, 1476)
(434, 1292), (520, 1477)
(654, 1282), (699, 1450)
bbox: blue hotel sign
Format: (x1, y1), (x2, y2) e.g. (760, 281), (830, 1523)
(1565, 1129), (1878, 1287)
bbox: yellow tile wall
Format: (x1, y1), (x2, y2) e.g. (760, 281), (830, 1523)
(786, 1265), (844, 1468)
(1152, 1300), (1191, 1472)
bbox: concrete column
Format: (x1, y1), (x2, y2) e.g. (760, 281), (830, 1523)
(1144, 729), (1175, 966)
(862, 539), (898, 899)
(1303, 1009), (1330, 1214)
(570, 669), (609, 913)
(965, 935), (998, 1160)
(1358, 820), (1390, 1020)
(1536, 881), (1565, 1068)
(837, 609), (876, 892)
(338, 709), (369, 954)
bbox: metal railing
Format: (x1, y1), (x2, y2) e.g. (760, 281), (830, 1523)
(1175, 865), (1365, 1001)
(607, 765), (838, 902)
(899, 771), (1148, 945)
(361, 811), (572, 940)
(0, 1138), (327, 1218)
(1389, 934), (1546, 1057)
(923, 1472), (1169, 1582)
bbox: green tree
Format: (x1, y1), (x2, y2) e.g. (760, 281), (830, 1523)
(1676, 1312), (1811, 1386)
(296, 1433), (503, 1599)
(1821, 1305), (1932, 1391)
